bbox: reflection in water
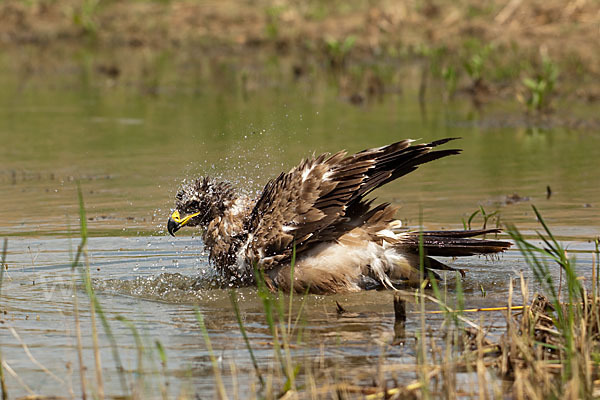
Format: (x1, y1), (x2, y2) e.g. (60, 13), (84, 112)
(0, 58), (599, 397)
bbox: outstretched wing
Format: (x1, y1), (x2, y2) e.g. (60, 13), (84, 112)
(245, 138), (461, 269)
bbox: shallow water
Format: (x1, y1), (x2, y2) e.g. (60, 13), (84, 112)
(1, 53), (599, 398)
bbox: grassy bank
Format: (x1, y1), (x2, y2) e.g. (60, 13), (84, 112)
(0, 0), (599, 118)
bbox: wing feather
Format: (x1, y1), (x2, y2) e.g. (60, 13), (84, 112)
(245, 138), (461, 268)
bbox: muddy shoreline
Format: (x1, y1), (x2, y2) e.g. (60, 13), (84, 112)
(1, 0), (599, 119)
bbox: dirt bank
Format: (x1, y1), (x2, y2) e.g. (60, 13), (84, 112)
(1, 0), (599, 114)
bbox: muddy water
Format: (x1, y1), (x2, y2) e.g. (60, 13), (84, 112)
(1, 57), (599, 398)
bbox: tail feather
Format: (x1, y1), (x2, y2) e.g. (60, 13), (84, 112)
(401, 229), (511, 257)
(420, 229), (502, 238)
(424, 256), (465, 277)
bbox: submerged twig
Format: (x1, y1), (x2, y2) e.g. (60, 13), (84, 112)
(413, 305), (526, 314)
(393, 293), (406, 323)
(1, 360), (34, 396)
(399, 289), (486, 333)
(8, 326), (66, 386)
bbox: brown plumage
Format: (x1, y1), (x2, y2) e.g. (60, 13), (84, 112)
(167, 138), (511, 294)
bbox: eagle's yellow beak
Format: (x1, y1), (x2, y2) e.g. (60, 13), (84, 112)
(167, 210), (201, 236)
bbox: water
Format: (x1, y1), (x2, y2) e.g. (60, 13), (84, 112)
(1, 51), (599, 398)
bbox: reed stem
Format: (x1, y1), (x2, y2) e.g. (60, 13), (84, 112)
(1, 238), (8, 400)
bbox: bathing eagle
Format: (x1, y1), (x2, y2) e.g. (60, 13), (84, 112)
(167, 138), (510, 294)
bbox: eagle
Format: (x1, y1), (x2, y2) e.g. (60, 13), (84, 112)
(167, 138), (510, 294)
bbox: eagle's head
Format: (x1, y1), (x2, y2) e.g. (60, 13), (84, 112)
(167, 177), (236, 236)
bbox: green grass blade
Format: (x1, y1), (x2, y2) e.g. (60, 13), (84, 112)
(254, 265), (287, 377)
(1, 238), (8, 400)
(74, 184), (129, 396)
(77, 182), (88, 244)
(0, 238), (6, 298)
(467, 209), (480, 230)
(229, 290), (264, 387)
(116, 316), (144, 377)
(292, 285), (310, 340)
(195, 310), (229, 400)
(287, 243), (296, 336)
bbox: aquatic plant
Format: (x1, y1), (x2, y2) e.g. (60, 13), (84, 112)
(265, 5), (286, 40)
(522, 57), (559, 112)
(441, 65), (458, 101)
(75, 184), (135, 398)
(393, 206), (600, 398)
(415, 44), (448, 77)
(71, 0), (101, 36)
(463, 42), (494, 85)
(501, 206), (597, 398)
(226, 244), (313, 397)
(325, 35), (357, 68)
(1, 238), (8, 400)
(462, 205), (499, 232)
(253, 259), (303, 395)
(508, 206), (581, 359)
(229, 290), (264, 387)
(195, 310), (228, 400)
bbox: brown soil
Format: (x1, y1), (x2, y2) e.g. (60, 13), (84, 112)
(1, 0), (599, 110)
(0, 1), (597, 57)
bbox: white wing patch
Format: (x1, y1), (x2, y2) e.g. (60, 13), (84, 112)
(301, 164), (314, 182)
(229, 198), (247, 216)
(377, 229), (398, 240)
(389, 220), (403, 230)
